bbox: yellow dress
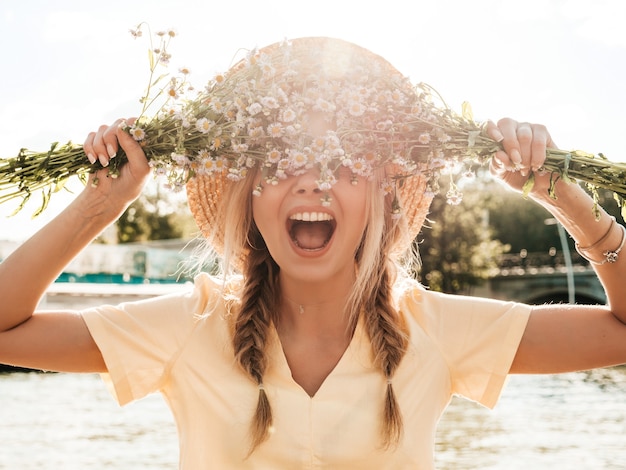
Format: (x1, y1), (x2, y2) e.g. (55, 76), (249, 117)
(81, 273), (531, 469)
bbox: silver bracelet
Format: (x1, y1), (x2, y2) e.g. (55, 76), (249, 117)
(575, 223), (626, 265)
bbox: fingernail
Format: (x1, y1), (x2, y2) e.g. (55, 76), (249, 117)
(492, 129), (504, 143)
(106, 144), (117, 159)
(87, 153), (97, 164)
(510, 148), (522, 164)
(98, 155), (109, 167)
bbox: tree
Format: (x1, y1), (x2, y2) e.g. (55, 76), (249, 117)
(417, 171), (624, 294)
(114, 184), (197, 243)
(417, 173), (510, 294)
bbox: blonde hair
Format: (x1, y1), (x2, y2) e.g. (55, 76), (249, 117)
(209, 168), (414, 454)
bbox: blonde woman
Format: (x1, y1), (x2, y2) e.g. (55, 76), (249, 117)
(1, 38), (625, 469)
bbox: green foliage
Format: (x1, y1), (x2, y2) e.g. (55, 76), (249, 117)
(114, 184), (197, 243)
(417, 175), (510, 294)
(418, 172), (624, 294)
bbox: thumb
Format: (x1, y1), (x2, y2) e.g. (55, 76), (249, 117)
(115, 119), (150, 177)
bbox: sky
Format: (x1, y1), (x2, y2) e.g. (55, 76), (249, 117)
(1, 0), (625, 242)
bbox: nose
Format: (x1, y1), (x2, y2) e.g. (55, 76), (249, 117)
(291, 169), (322, 195)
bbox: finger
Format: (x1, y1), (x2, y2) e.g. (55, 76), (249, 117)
(83, 131), (98, 165)
(101, 119), (125, 161)
(485, 120), (504, 143)
(91, 124), (112, 167)
(516, 123), (533, 175)
(114, 119), (150, 176)
(491, 149), (514, 173)
(529, 123), (550, 171)
(489, 150), (509, 177)
(496, 118), (522, 170)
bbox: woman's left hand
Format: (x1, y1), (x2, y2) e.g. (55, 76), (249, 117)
(486, 118), (559, 198)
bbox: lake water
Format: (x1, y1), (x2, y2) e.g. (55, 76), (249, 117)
(3, 287), (626, 469)
(2, 368), (626, 469)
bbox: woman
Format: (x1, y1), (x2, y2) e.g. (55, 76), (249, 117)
(1, 37), (625, 469)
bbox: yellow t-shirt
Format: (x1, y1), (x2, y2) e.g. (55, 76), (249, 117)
(81, 273), (531, 469)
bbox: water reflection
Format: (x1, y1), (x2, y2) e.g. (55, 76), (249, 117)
(435, 366), (626, 469)
(1, 368), (626, 468)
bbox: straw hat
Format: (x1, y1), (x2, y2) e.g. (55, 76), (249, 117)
(187, 37), (434, 259)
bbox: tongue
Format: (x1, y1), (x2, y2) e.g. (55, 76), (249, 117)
(292, 221), (332, 250)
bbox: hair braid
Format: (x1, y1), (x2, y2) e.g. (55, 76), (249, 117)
(362, 253), (409, 449)
(232, 228), (280, 454)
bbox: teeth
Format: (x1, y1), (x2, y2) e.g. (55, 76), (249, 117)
(289, 212), (334, 222)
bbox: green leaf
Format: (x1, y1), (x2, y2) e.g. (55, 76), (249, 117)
(32, 186), (52, 218)
(521, 172), (535, 199)
(461, 101), (474, 121)
(548, 173), (558, 200)
(148, 48), (155, 70)
(152, 73), (169, 87)
(10, 193), (30, 217)
(53, 178), (68, 193)
(559, 152), (572, 184)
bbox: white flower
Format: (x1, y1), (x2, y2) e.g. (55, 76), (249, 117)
(232, 143), (249, 153)
(380, 179), (395, 195)
(418, 132), (431, 144)
(196, 118), (215, 134)
(347, 100), (366, 116)
(280, 108), (297, 122)
(288, 149), (308, 168)
(349, 158), (370, 176)
(170, 152), (190, 167)
(314, 98), (336, 113)
(129, 126), (146, 141)
(267, 122), (284, 138)
(247, 102), (263, 116)
(261, 96), (280, 109)
(267, 148), (282, 163)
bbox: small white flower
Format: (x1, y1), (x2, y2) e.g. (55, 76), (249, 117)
(267, 149), (282, 163)
(252, 185), (263, 197)
(267, 122), (284, 138)
(280, 108), (297, 122)
(248, 125), (265, 139)
(232, 143), (249, 153)
(196, 118), (215, 134)
(347, 100), (366, 117)
(314, 98), (336, 113)
(247, 102), (263, 116)
(170, 152), (190, 167)
(129, 126), (146, 141)
(261, 96), (280, 109)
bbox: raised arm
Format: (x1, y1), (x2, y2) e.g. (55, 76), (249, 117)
(487, 118), (626, 374)
(0, 119), (150, 372)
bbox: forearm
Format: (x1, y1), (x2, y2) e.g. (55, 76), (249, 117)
(0, 191), (126, 331)
(532, 181), (626, 320)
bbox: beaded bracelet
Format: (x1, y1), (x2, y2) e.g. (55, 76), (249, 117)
(575, 222), (626, 265)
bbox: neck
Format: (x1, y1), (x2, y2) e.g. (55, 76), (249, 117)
(277, 269), (356, 336)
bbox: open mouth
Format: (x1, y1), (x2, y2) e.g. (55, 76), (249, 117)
(287, 212), (336, 251)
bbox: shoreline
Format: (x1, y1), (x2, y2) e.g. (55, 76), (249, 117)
(39, 281), (191, 309)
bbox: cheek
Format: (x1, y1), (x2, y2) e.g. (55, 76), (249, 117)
(251, 189), (284, 243)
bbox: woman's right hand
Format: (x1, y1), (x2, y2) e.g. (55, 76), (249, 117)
(81, 118), (151, 216)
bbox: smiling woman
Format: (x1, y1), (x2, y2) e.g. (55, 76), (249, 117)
(2, 34), (626, 470)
